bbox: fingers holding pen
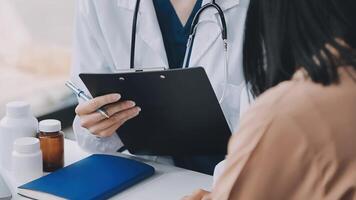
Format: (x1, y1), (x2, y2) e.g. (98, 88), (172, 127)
(87, 106), (141, 132)
(75, 93), (121, 116)
(79, 100), (138, 126)
(104, 100), (137, 117)
(94, 107), (141, 137)
(75, 93), (142, 137)
(77, 97), (141, 137)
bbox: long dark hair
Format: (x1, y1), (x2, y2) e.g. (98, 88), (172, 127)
(243, 0), (356, 97)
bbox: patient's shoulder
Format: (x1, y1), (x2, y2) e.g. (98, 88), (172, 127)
(239, 78), (327, 146)
(250, 75), (336, 122)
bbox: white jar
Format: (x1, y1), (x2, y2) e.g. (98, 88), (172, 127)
(0, 101), (38, 171)
(12, 137), (43, 186)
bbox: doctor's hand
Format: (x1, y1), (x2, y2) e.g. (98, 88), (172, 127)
(75, 93), (141, 138)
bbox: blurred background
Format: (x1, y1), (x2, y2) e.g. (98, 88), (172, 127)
(0, 0), (76, 139)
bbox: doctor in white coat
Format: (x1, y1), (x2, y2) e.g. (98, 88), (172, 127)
(71, 0), (250, 175)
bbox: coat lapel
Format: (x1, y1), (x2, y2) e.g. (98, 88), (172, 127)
(117, 0), (168, 67)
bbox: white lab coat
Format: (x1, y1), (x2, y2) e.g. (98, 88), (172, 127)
(71, 0), (251, 155)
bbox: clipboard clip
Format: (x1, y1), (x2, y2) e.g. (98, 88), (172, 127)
(116, 67), (167, 73)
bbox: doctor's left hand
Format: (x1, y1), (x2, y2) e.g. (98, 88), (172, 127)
(75, 93), (141, 137)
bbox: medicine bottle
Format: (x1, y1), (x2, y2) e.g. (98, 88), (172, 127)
(38, 119), (64, 172)
(0, 101), (38, 170)
(12, 137), (43, 185)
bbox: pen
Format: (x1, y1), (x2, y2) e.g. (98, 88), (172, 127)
(65, 81), (110, 119)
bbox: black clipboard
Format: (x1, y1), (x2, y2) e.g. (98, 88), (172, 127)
(79, 67), (231, 156)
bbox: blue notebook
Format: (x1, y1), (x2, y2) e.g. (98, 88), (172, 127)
(18, 154), (155, 200)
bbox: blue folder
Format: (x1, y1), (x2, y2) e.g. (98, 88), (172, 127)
(18, 154), (155, 200)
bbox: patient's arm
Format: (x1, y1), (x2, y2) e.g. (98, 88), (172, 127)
(182, 88), (277, 200)
(181, 189), (210, 200)
(182, 81), (303, 200)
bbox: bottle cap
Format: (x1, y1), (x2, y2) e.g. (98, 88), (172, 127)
(6, 101), (31, 117)
(14, 137), (40, 154)
(39, 119), (61, 133)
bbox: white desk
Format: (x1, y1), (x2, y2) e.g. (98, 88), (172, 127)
(1, 139), (213, 200)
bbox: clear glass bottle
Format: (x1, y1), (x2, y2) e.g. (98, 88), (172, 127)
(38, 119), (64, 172)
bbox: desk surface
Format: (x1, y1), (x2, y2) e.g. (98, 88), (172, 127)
(1, 139), (212, 200)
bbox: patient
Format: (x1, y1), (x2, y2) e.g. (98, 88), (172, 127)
(183, 0), (356, 199)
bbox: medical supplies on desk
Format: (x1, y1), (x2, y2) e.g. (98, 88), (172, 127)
(0, 101), (38, 171)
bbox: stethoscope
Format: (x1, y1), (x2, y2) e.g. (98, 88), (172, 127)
(130, 0), (229, 103)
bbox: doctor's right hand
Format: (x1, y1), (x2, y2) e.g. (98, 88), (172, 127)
(75, 93), (141, 138)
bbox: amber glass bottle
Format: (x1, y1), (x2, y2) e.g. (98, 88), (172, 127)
(38, 119), (64, 172)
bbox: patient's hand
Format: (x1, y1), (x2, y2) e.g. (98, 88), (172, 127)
(75, 93), (141, 137)
(182, 189), (211, 200)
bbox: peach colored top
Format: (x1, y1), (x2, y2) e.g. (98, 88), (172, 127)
(209, 67), (356, 200)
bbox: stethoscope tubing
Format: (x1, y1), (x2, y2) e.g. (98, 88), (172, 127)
(130, 0), (141, 69)
(130, 0), (227, 69)
(130, 0), (229, 103)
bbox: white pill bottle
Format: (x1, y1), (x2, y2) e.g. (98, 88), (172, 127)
(12, 137), (43, 185)
(0, 101), (38, 171)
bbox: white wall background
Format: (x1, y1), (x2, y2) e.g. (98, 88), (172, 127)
(0, 0), (76, 118)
